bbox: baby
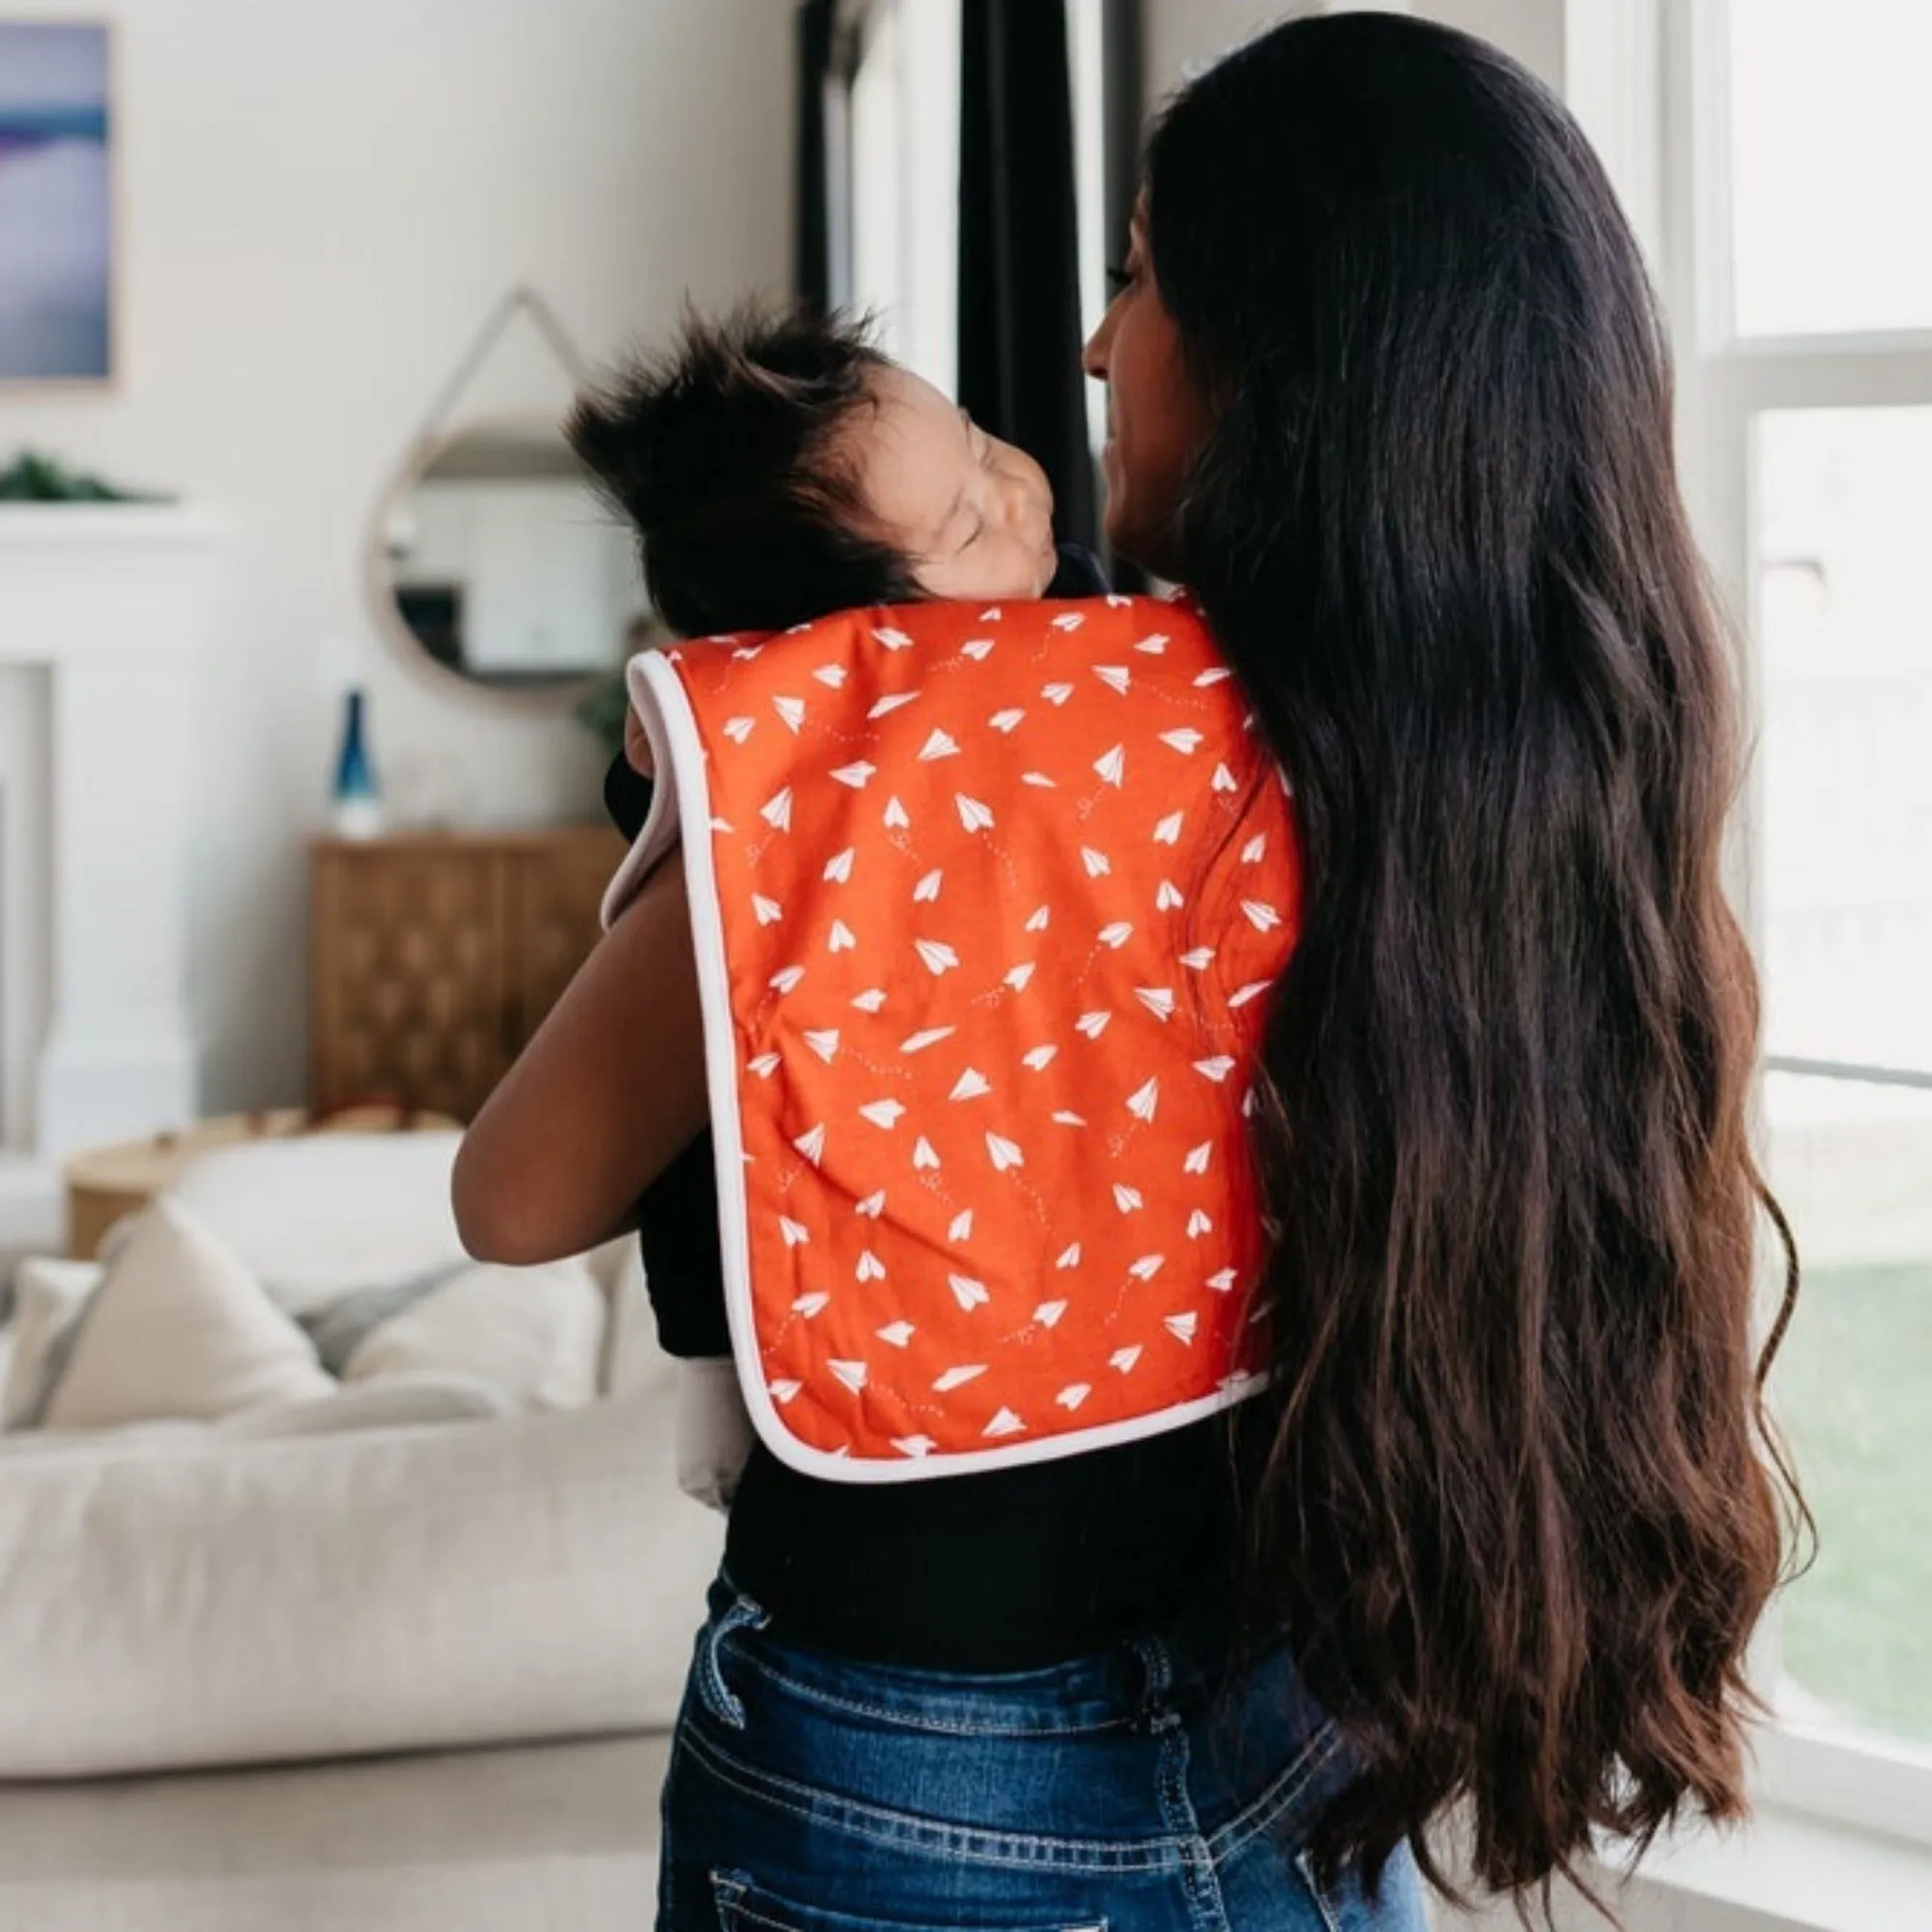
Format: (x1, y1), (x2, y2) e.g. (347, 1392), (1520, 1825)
(568, 304), (1105, 1508)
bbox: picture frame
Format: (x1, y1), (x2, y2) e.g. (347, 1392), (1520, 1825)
(0, 19), (115, 387)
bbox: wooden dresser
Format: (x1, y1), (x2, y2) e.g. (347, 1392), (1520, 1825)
(310, 827), (623, 1122)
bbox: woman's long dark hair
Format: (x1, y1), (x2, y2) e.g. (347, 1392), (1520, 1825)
(1152, 16), (1806, 1909)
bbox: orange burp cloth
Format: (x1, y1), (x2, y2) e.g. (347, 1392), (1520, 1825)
(603, 593), (1298, 1481)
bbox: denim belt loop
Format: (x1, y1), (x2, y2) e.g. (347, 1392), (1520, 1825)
(1128, 1631), (1180, 1737)
(696, 1583), (772, 1730)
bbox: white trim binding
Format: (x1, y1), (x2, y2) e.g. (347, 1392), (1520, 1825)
(619, 646), (1268, 1485)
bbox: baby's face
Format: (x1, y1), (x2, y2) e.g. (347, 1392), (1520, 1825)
(848, 364), (1058, 602)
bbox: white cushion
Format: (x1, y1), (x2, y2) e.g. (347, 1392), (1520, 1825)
(216, 1372), (515, 1439)
(0, 1391), (724, 1777)
(0, 1419), (211, 1461)
(168, 1133), (468, 1313)
(1, 1261), (99, 1429)
(41, 1200), (335, 1432)
(336, 1258), (607, 1412)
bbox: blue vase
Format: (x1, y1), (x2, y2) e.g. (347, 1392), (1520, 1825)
(330, 687), (384, 838)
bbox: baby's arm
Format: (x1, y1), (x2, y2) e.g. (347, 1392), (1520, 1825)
(624, 704), (656, 780)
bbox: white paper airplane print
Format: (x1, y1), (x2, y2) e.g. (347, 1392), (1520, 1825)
(985, 1132), (1025, 1172)
(949, 1274), (990, 1310)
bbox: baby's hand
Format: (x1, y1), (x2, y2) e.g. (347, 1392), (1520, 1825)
(624, 706), (656, 779)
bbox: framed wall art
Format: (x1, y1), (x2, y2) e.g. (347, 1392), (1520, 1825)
(0, 21), (113, 384)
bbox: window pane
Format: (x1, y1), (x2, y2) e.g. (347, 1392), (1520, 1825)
(1729, 1), (1932, 336)
(1758, 409), (1932, 1743)
(849, 1), (905, 360)
(1757, 409), (1932, 1076)
(1763, 1071), (1932, 1745)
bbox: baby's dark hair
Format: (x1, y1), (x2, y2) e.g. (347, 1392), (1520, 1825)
(566, 302), (922, 639)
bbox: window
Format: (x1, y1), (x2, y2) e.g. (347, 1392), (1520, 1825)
(827, 0), (1111, 423)
(844, 0), (960, 394)
(1728, 3), (1932, 339)
(1653, 0), (1932, 1816)
(1757, 410), (1932, 1748)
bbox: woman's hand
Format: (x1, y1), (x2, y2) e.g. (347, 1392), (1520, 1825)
(452, 848), (706, 1264)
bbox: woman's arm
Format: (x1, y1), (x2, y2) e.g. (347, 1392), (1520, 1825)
(452, 847), (708, 1265)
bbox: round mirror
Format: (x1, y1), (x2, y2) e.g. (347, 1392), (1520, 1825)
(370, 412), (640, 696)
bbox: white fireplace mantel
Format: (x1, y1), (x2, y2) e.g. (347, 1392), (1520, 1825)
(0, 504), (231, 1251)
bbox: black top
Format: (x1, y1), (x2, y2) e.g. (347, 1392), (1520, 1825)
(605, 554), (1257, 1667)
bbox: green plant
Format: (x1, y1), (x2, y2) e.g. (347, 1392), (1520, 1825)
(573, 612), (667, 760)
(573, 668), (631, 762)
(0, 449), (167, 502)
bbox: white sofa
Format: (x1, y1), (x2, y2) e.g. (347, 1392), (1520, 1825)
(0, 1131), (722, 1925)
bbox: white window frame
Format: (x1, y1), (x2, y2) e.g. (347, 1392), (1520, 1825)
(843, 0), (961, 395)
(1567, 0), (1932, 1849)
(837, 0), (1112, 445)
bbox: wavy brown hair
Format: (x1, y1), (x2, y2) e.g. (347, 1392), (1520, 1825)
(1151, 15), (1808, 1912)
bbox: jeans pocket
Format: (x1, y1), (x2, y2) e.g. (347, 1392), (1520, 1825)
(709, 1868), (1107, 1932)
(1292, 1848), (1347, 1932)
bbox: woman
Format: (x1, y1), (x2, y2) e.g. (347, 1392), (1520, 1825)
(455, 16), (1802, 1926)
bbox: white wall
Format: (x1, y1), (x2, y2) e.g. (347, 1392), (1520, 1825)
(2, 0), (790, 1114)
(1143, 0), (1564, 106)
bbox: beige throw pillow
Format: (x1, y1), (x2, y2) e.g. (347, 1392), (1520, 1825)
(43, 1199), (335, 1431)
(2, 1261), (100, 1430)
(338, 1259), (607, 1411)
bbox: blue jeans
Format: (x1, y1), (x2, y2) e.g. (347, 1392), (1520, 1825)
(657, 1568), (1428, 1931)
